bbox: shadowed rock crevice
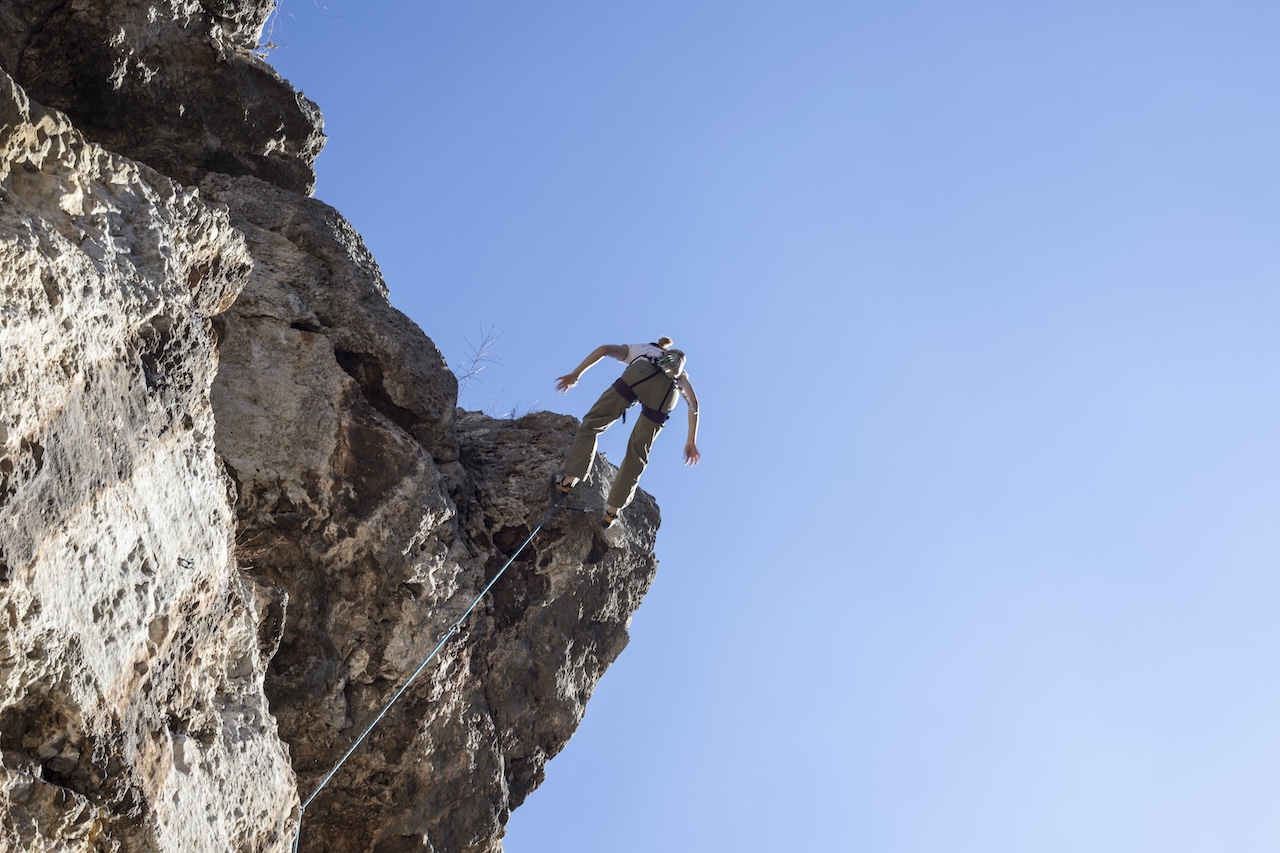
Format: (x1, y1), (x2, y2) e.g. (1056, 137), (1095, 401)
(10, 0), (68, 73)
(334, 349), (424, 438)
(0, 0), (324, 193)
(1, 695), (104, 804)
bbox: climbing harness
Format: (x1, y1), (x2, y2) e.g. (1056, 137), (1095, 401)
(291, 490), (568, 853)
(613, 361), (677, 426)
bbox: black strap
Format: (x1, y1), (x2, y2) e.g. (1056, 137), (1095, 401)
(612, 370), (673, 426)
(612, 376), (639, 403)
(640, 405), (670, 425)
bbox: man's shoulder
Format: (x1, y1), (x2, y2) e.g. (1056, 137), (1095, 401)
(625, 342), (662, 361)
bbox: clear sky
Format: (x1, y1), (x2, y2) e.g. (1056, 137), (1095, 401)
(262, 3), (1280, 851)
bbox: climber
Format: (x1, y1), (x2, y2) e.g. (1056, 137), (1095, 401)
(554, 336), (700, 528)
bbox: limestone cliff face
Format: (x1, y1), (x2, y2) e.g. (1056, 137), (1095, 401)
(0, 65), (293, 851)
(0, 2), (660, 852)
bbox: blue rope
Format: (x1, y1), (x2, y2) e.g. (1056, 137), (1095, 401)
(292, 492), (567, 852)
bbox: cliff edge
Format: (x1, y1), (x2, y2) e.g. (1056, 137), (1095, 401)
(0, 3), (660, 851)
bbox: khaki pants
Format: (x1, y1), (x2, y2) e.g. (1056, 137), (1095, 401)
(564, 360), (677, 509)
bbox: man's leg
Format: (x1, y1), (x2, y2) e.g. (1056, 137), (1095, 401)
(607, 415), (663, 510)
(563, 388), (629, 482)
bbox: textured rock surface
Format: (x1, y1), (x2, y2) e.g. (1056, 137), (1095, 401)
(0, 66), (295, 851)
(0, 1), (664, 850)
(205, 173), (660, 852)
(0, 0), (324, 193)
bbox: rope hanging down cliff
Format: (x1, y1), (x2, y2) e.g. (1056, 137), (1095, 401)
(291, 491), (569, 853)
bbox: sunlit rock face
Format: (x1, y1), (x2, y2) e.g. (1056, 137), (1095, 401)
(0, 1), (662, 851)
(0, 66), (294, 851)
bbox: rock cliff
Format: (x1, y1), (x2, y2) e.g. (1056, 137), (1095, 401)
(0, 3), (660, 851)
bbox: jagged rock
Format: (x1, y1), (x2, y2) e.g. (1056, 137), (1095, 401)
(0, 66), (296, 852)
(0, 0), (324, 194)
(205, 173), (661, 852)
(1, 760), (106, 851)
(0, 1), (666, 849)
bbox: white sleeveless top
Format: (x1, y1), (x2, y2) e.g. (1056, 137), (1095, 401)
(624, 343), (686, 378)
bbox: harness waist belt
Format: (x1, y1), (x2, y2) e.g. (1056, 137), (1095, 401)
(612, 377), (670, 425)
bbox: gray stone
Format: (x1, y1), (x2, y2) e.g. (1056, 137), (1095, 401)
(0, 65), (296, 852)
(0, 2), (664, 849)
(204, 173), (660, 852)
(0, 0), (324, 194)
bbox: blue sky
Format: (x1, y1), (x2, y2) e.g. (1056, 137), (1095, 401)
(263, 2), (1280, 850)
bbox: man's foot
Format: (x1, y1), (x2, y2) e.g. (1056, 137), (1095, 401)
(553, 474), (577, 494)
(602, 506), (621, 528)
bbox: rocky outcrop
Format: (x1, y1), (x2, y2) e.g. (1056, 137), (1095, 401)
(0, 0), (324, 193)
(205, 173), (660, 852)
(0, 1), (662, 851)
(0, 67), (294, 850)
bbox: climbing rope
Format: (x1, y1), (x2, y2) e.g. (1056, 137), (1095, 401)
(291, 491), (568, 852)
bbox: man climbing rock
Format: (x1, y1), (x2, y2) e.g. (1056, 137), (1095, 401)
(554, 336), (701, 527)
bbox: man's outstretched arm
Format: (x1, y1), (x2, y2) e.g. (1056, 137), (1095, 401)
(556, 344), (629, 392)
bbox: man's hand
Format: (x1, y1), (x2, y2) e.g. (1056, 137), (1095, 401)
(555, 373), (579, 393)
(684, 440), (701, 466)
